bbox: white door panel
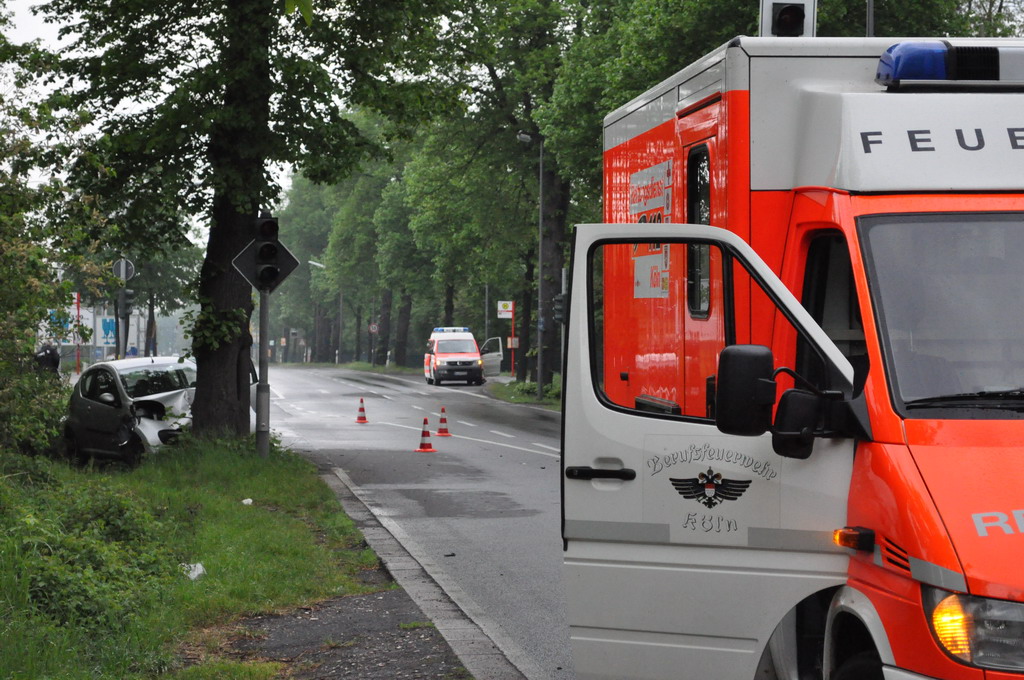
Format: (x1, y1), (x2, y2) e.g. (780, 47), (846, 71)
(563, 224), (856, 680)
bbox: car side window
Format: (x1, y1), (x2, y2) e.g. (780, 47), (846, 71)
(82, 368), (121, 407)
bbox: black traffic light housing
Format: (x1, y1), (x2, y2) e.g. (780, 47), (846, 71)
(253, 216), (281, 291)
(117, 288), (135, 318)
(552, 293), (566, 324)
(772, 2), (806, 36)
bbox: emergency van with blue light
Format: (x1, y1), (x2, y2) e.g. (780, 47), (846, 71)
(561, 3), (1024, 678)
(424, 327), (485, 385)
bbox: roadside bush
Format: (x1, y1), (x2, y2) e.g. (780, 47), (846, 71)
(0, 363), (69, 457)
(1, 453), (179, 634)
(506, 372), (562, 402)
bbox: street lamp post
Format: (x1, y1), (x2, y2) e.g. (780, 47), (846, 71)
(517, 131), (544, 399)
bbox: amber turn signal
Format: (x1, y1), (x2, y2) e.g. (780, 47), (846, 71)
(931, 593), (973, 660)
(832, 526), (875, 552)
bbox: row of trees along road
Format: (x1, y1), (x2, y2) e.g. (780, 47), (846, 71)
(269, 0), (1022, 388)
(7, 0), (1020, 440)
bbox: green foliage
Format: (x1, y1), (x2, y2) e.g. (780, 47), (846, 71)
(0, 15), (108, 457)
(1, 438), (382, 678)
(497, 372), (562, 404)
(183, 298), (250, 353)
(2, 453), (179, 664)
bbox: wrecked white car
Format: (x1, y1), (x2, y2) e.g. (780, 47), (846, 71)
(64, 356), (197, 464)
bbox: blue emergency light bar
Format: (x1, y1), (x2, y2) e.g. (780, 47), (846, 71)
(877, 41), (1024, 87)
(433, 327), (471, 332)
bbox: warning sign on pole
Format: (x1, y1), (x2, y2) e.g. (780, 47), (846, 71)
(497, 300), (514, 319)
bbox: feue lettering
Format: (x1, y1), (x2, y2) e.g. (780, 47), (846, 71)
(908, 129), (934, 152)
(972, 510), (1024, 536)
(859, 128), (1024, 153)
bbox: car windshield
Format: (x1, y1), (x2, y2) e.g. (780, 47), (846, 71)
(860, 212), (1024, 414)
(119, 362), (197, 398)
(437, 339), (476, 353)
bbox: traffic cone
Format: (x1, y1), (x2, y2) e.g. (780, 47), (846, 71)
(356, 398), (369, 424)
(436, 407), (452, 436)
(415, 417), (437, 452)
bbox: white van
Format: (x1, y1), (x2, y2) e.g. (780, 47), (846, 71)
(423, 327), (484, 385)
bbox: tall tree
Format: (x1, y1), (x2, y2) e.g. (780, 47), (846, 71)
(0, 12), (107, 454)
(40, 0), (452, 435)
(418, 0), (575, 386)
(122, 241), (204, 356)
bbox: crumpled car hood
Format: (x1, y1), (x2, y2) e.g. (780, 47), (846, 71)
(132, 387), (195, 451)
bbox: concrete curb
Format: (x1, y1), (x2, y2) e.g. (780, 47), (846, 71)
(322, 468), (537, 680)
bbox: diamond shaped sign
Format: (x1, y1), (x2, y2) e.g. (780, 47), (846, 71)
(232, 239), (300, 294)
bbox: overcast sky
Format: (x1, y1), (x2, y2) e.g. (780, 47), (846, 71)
(6, 0), (64, 47)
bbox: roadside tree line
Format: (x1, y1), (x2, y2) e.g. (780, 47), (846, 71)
(2, 0), (1020, 445)
(267, 0), (1020, 383)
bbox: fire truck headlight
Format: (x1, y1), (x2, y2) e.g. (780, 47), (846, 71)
(924, 587), (1024, 671)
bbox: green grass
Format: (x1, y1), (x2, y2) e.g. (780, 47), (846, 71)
(0, 437), (381, 679)
(486, 375), (562, 409)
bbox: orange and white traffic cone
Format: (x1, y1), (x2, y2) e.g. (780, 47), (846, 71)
(436, 407), (452, 436)
(356, 398), (369, 424)
(415, 417), (437, 452)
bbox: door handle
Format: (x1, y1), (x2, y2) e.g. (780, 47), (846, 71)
(565, 466), (637, 481)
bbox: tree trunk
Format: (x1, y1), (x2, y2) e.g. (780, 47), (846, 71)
(538, 165), (570, 386)
(191, 0), (273, 437)
(146, 293), (157, 356)
(516, 255), (534, 382)
(374, 288), (393, 365)
(394, 290), (413, 366)
(353, 305), (363, 362)
(444, 283), (454, 326)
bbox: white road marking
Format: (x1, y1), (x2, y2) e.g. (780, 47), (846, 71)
(532, 443), (560, 453)
(457, 420), (477, 427)
(381, 422), (559, 459)
(490, 430), (515, 438)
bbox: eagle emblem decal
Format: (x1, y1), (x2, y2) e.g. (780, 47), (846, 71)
(670, 468), (752, 509)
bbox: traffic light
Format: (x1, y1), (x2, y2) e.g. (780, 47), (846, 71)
(117, 288), (135, 318)
(253, 216), (281, 291)
(772, 2), (806, 36)
(552, 293), (565, 324)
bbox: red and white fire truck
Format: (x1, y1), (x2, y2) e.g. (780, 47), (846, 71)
(562, 5), (1024, 679)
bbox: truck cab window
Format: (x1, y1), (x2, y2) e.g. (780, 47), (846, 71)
(797, 233), (868, 394)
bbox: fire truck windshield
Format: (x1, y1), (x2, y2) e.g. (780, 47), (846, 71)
(860, 212), (1024, 415)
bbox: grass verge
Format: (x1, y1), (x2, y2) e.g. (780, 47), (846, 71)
(486, 374), (562, 410)
(0, 437), (380, 679)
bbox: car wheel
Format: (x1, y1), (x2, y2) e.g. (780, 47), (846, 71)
(426, 375), (434, 385)
(64, 431), (88, 466)
(119, 432), (144, 467)
(833, 652), (883, 680)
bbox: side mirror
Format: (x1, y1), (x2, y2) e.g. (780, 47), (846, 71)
(715, 345), (777, 436)
(771, 389), (821, 459)
(99, 392), (117, 405)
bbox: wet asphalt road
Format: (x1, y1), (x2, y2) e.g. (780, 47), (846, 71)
(266, 364), (573, 680)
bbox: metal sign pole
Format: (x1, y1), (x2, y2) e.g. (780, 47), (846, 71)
(256, 290), (271, 458)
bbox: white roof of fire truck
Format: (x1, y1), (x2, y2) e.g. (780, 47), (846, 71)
(604, 37), (1024, 193)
